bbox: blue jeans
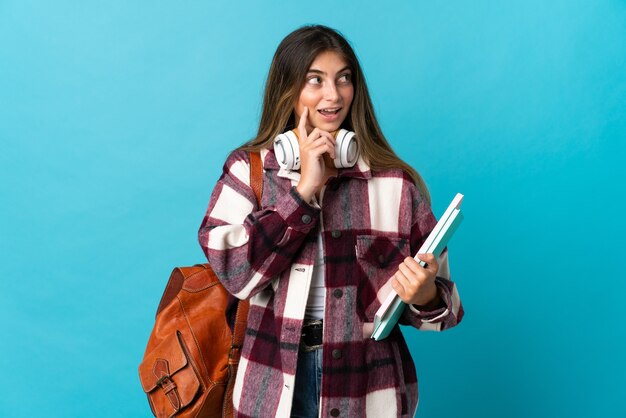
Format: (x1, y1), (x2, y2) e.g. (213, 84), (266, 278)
(290, 348), (323, 418)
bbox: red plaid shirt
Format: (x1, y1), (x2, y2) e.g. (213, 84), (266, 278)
(198, 149), (463, 417)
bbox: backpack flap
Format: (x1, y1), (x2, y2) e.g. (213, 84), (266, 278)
(139, 331), (201, 417)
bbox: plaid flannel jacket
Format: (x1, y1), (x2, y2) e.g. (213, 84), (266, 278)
(198, 148), (463, 417)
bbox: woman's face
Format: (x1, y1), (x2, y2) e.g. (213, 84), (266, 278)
(293, 50), (354, 133)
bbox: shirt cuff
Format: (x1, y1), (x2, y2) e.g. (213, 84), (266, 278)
(274, 186), (321, 233)
(406, 279), (452, 323)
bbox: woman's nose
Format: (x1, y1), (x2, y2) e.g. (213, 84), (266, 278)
(323, 82), (340, 101)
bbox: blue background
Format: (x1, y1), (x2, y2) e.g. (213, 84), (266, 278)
(1, 1), (625, 417)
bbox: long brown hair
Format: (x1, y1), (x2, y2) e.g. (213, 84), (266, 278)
(239, 25), (431, 205)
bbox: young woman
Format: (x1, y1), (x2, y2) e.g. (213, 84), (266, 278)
(198, 25), (463, 418)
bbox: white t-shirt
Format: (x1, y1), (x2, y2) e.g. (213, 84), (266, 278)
(305, 232), (326, 319)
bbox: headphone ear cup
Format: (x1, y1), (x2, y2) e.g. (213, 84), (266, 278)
(333, 129), (359, 168)
(273, 130), (301, 170)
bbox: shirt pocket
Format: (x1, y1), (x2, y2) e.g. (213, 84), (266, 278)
(355, 234), (410, 321)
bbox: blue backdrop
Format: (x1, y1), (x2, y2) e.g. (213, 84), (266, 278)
(1, 1), (624, 417)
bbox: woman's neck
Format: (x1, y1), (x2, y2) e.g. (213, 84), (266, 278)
(322, 154), (338, 175)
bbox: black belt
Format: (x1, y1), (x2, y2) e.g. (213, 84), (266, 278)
(300, 319), (323, 351)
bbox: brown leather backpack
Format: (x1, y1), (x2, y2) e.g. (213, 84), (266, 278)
(139, 152), (263, 418)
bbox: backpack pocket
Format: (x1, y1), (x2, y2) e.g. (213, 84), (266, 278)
(139, 330), (201, 417)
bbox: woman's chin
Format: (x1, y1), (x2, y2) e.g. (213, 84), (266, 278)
(311, 119), (344, 133)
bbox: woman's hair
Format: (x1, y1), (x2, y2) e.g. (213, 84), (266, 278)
(239, 24), (431, 205)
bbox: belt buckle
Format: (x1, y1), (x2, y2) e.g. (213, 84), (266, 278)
(300, 319), (323, 352)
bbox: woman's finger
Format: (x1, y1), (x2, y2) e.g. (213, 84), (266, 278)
(307, 144), (336, 162)
(401, 257), (422, 275)
(319, 136), (337, 158)
(397, 264), (422, 296)
(305, 136), (336, 159)
(298, 107), (309, 143)
(415, 253), (438, 273)
(391, 274), (407, 298)
(303, 128), (322, 145)
(397, 262), (422, 286)
(317, 130), (336, 145)
(306, 128), (335, 145)
(393, 270), (420, 302)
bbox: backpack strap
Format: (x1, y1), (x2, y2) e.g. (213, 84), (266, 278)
(249, 151), (263, 204)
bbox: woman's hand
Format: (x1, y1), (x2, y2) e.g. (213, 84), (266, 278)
(391, 253), (442, 309)
(295, 107), (336, 202)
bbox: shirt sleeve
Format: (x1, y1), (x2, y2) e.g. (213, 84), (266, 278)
(399, 187), (464, 331)
(198, 150), (320, 299)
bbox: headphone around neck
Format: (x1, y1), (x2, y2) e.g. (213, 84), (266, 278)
(273, 129), (359, 170)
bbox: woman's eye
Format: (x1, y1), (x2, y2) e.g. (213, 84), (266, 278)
(307, 76), (322, 85)
(338, 73), (352, 84)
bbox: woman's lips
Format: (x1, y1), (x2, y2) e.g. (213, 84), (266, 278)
(318, 107), (342, 122)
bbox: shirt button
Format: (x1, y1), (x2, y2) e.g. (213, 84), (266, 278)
(301, 214), (312, 224)
(332, 349), (342, 359)
(331, 230), (341, 238)
(378, 254), (386, 266)
(330, 408), (340, 417)
(333, 289), (343, 298)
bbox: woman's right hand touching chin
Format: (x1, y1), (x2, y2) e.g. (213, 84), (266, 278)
(295, 106), (336, 202)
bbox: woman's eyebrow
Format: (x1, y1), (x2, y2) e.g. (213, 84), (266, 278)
(307, 66), (352, 75)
